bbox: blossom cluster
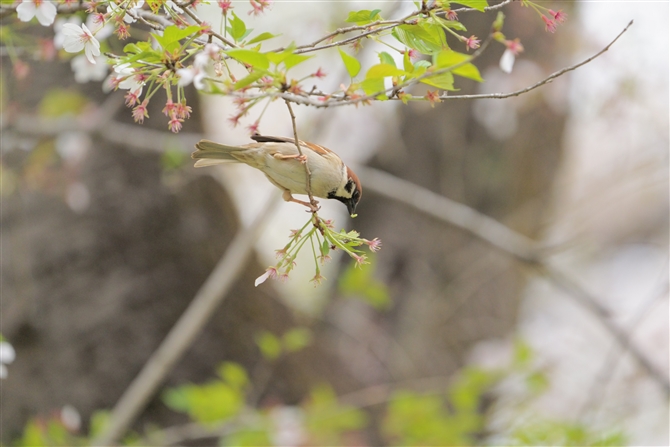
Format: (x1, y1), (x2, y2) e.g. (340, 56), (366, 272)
(255, 215), (381, 287)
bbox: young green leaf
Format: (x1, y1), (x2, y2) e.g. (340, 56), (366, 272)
(360, 78), (385, 96)
(226, 49), (270, 70)
(365, 63), (406, 79)
(338, 48), (361, 78)
(403, 51), (414, 73)
(233, 70), (267, 90)
(228, 12), (247, 41)
(392, 24), (444, 55)
(283, 53), (313, 70)
(420, 72), (455, 90)
(246, 32), (280, 45)
(452, 0), (488, 12)
(345, 9), (381, 24)
(434, 50), (483, 82)
(378, 51), (396, 67)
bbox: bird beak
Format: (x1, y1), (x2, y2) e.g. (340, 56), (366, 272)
(346, 199), (357, 217)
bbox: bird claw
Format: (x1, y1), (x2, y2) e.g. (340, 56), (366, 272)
(296, 155), (308, 164)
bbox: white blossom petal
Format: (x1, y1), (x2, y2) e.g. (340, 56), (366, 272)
(499, 49), (515, 74)
(0, 342), (16, 364)
(254, 270), (271, 287)
(176, 67), (195, 87)
(35, 1), (57, 26)
(71, 54), (109, 83)
(16, 2), (36, 22)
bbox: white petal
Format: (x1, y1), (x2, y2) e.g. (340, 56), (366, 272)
(499, 49), (515, 74)
(0, 342), (16, 364)
(62, 23), (83, 37)
(35, 2), (57, 26)
(63, 38), (85, 53)
(0, 364), (7, 379)
(176, 68), (194, 87)
(254, 270), (271, 287)
(193, 72), (206, 90)
(16, 2), (36, 22)
(84, 44), (97, 64)
(194, 52), (209, 69)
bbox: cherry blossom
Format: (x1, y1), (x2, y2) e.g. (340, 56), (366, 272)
(61, 23), (101, 64)
(16, 0), (57, 26)
(53, 16), (82, 49)
(177, 65), (206, 90)
(0, 341), (15, 379)
(108, 0), (145, 24)
(71, 54), (109, 83)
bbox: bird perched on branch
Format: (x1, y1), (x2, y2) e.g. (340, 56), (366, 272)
(192, 134), (362, 216)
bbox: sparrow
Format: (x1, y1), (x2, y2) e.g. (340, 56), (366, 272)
(192, 134), (362, 216)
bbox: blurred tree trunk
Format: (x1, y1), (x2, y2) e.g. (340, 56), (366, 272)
(0, 53), (315, 441)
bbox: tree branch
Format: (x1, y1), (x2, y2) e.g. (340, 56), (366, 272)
(230, 20), (632, 109)
(358, 167), (670, 397)
(91, 194), (281, 446)
(284, 100), (319, 212)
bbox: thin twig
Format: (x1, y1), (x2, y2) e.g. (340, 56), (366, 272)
(430, 19), (635, 101)
(284, 100), (318, 212)
(234, 20), (633, 109)
(358, 167), (670, 397)
(91, 194), (281, 446)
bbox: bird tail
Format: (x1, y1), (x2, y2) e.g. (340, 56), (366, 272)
(191, 140), (245, 167)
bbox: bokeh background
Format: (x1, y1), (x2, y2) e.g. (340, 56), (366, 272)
(1, 0), (668, 445)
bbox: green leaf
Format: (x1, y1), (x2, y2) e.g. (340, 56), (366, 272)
(152, 25), (202, 53)
(217, 362), (249, 389)
(435, 16), (467, 31)
(378, 51), (396, 67)
(345, 9), (381, 24)
(392, 24), (445, 55)
(365, 63), (406, 79)
(233, 70), (266, 90)
(226, 49), (270, 70)
(283, 53), (313, 70)
(420, 71), (455, 90)
(255, 331), (282, 360)
(338, 48), (361, 78)
(403, 51), (414, 73)
(282, 328), (313, 352)
(434, 50), (483, 82)
(228, 11), (246, 41)
(246, 32), (280, 45)
(452, 0), (488, 12)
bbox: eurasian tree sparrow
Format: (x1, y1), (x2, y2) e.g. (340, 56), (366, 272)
(192, 134), (362, 216)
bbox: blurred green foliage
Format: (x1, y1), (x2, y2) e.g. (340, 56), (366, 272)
(304, 384), (368, 445)
(339, 254), (391, 310)
(12, 338), (628, 447)
(38, 89), (88, 118)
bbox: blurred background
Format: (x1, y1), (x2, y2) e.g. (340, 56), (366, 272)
(1, 0), (668, 446)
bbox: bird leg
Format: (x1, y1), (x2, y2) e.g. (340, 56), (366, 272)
(274, 153), (308, 164)
(282, 190), (320, 212)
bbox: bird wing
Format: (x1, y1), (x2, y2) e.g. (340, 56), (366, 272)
(250, 134), (333, 158)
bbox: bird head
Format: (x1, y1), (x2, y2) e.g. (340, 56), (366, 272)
(328, 167), (362, 217)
